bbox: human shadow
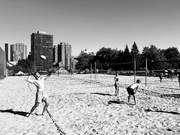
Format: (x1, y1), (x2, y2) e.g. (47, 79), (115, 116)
(108, 100), (128, 105)
(160, 94), (180, 98)
(145, 108), (180, 115)
(139, 89), (180, 99)
(0, 109), (29, 117)
(91, 92), (113, 96)
(73, 92), (86, 95)
(159, 86), (179, 90)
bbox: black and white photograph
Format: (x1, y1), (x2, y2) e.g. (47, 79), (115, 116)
(1, 0), (180, 134)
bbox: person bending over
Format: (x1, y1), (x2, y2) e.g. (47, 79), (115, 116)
(126, 79), (141, 105)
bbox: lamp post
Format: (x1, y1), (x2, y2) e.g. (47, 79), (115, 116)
(90, 63), (92, 79)
(134, 58), (136, 83)
(94, 61), (96, 79)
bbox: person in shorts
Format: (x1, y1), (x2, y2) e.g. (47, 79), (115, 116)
(127, 79), (141, 105)
(114, 72), (119, 96)
(26, 72), (50, 117)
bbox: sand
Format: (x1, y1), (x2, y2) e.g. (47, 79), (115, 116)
(0, 74), (180, 135)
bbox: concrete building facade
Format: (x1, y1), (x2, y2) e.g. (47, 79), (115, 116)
(5, 43), (8, 61)
(10, 43), (27, 61)
(31, 31), (53, 71)
(53, 42), (72, 70)
(0, 47), (6, 78)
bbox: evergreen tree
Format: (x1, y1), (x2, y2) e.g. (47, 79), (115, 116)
(131, 42), (140, 59)
(123, 44), (130, 62)
(131, 42), (140, 69)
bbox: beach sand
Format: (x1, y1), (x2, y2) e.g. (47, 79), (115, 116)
(0, 74), (180, 135)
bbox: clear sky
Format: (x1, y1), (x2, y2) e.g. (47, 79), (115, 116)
(0, 0), (180, 56)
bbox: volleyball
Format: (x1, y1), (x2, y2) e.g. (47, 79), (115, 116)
(40, 55), (46, 60)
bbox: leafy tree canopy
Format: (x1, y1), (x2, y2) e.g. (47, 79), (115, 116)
(163, 47), (180, 61)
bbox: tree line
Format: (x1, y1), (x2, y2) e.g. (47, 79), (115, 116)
(75, 42), (180, 72)
(8, 42), (180, 75)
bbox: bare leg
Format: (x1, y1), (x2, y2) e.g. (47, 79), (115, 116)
(117, 88), (119, 96)
(115, 85), (117, 96)
(128, 94), (130, 103)
(27, 102), (39, 117)
(133, 95), (136, 105)
(42, 99), (49, 115)
(115, 88), (117, 96)
(116, 88), (120, 101)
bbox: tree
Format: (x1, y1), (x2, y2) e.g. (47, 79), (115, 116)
(163, 47), (180, 61)
(131, 42), (140, 59)
(96, 47), (118, 70)
(163, 47), (180, 68)
(122, 45), (132, 70)
(14, 59), (33, 73)
(131, 42), (140, 69)
(75, 52), (95, 71)
(123, 45), (130, 62)
(141, 45), (169, 70)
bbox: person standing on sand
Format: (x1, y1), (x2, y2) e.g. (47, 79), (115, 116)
(126, 79), (141, 105)
(178, 73), (180, 89)
(114, 72), (119, 97)
(26, 72), (51, 117)
(159, 72), (163, 83)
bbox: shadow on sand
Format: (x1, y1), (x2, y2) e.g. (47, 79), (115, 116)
(140, 89), (180, 99)
(145, 108), (180, 115)
(0, 109), (29, 117)
(160, 94), (180, 98)
(91, 92), (113, 96)
(159, 86), (179, 90)
(108, 100), (129, 105)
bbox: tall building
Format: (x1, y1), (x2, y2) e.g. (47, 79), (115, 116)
(31, 31), (53, 71)
(0, 47), (6, 78)
(53, 45), (58, 65)
(53, 42), (72, 70)
(10, 43), (27, 61)
(5, 43), (8, 61)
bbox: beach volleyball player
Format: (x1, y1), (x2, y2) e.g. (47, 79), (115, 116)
(26, 55), (52, 117)
(114, 72), (119, 96)
(126, 79), (141, 105)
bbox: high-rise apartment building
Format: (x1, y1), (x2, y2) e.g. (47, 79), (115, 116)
(31, 31), (53, 71)
(5, 43), (8, 61)
(10, 43), (27, 61)
(53, 42), (72, 70)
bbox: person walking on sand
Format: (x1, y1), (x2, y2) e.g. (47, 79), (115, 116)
(127, 79), (141, 105)
(26, 72), (50, 117)
(114, 72), (119, 97)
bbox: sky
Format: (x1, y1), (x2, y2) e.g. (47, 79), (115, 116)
(0, 0), (180, 57)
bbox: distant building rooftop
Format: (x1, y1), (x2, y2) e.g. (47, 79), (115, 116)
(81, 49), (94, 54)
(37, 31), (47, 34)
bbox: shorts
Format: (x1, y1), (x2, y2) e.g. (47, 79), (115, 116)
(127, 87), (135, 95)
(35, 91), (48, 103)
(114, 83), (117, 88)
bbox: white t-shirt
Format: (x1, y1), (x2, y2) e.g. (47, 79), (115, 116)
(129, 83), (140, 90)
